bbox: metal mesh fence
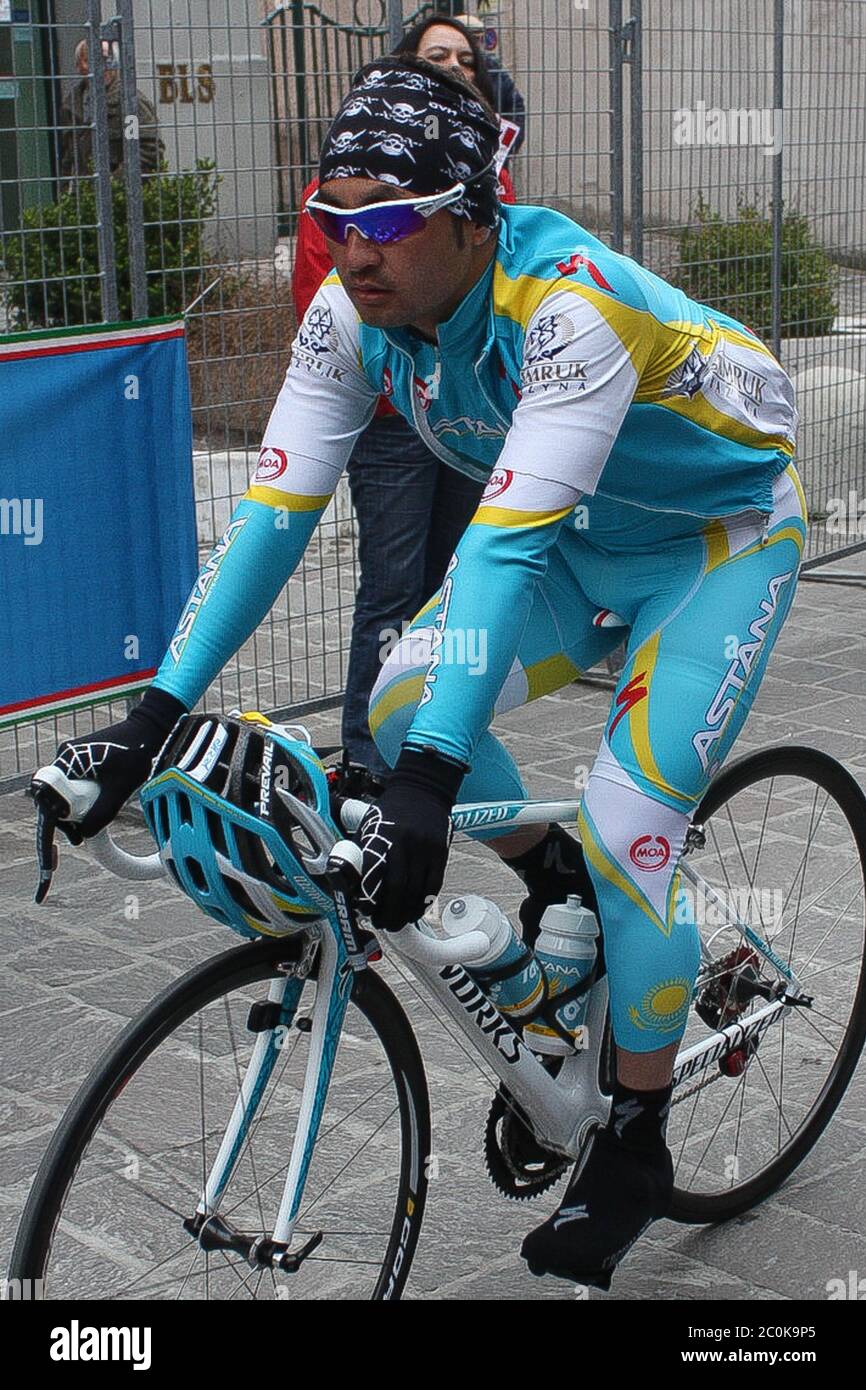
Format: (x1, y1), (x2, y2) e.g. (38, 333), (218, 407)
(2, 0), (865, 784)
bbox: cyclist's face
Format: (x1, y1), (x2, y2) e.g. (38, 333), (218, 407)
(317, 177), (491, 331)
(416, 24), (479, 88)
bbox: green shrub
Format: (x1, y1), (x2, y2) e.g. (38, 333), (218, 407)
(676, 196), (838, 339)
(1, 159), (218, 328)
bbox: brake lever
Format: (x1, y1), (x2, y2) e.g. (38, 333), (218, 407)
(28, 779), (83, 904)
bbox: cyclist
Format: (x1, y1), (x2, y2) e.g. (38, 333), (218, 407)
(33, 57), (804, 1290)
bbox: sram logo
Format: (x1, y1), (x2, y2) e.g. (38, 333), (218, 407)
(629, 835), (671, 872)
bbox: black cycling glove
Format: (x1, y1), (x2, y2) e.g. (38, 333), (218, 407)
(355, 746), (466, 931)
(35, 686), (187, 840)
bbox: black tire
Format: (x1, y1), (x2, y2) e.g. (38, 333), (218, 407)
(9, 935), (430, 1300)
(669, 746), (866, 1224)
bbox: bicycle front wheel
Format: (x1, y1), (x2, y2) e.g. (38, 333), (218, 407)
(9, 935), (430, 1300)
(669, 746), (866, 1223)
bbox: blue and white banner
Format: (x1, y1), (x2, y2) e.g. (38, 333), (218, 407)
(0, 318), (197, 726)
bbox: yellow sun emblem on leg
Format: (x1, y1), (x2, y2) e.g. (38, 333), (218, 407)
(628, 978), (691, 1032)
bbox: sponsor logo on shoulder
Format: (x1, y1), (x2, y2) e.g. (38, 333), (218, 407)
(291, 346), (346, 383)
(520, 360), (588, 391)
(710, 352), (768, 414)
(255, 447), (288, 482)
(481, 468), (513, 501)
(297, 303), (339, 356)
(524, 312), (576, 365)
(659, 345), (711, 400)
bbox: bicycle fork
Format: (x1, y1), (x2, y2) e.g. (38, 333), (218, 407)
(184, 925), (351, 1273)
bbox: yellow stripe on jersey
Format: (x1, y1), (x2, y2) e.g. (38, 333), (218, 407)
(369, 672), (426, 738)
(703, 519), (730, 574)
(653, 392), (796, 456)
(412, 592), (442, 625)
(525, 651), (579, 701)
(716, 323), (780, 359)
(627, 633), (695, 807)
(244, 485), (331, 511)
(471, 503), (575, 529)
(786, 462), (808, 522)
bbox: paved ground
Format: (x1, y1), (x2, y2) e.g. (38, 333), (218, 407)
(1, 552), (865, 1302)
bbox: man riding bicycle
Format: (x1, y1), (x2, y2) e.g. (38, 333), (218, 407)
(34, 57), (804, 1290)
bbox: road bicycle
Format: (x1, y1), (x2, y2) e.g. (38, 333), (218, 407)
(8, 734), (866, 1300)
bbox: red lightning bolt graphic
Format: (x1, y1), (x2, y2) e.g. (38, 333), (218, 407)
(609, 671), (648, 736)
(555, 252), (615, 293)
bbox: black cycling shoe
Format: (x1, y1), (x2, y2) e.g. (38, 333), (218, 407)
(521, 1126), (673, 1289)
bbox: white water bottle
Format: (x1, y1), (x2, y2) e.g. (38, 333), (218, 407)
(525, 895), (599, 1055)
(441, 895), (545, 1021)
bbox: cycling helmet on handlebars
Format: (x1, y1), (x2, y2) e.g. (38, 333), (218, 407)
(140, 711), (336, 940)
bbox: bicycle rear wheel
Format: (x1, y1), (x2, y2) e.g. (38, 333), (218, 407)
(669, 746), (866, 1223)
(9, 935), (430, 1299)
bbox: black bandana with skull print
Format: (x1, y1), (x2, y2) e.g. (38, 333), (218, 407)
(318, 58), (501, 228)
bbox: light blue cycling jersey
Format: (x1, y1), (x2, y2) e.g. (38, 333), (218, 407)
(150, 201), (803, 1054)
(153, 202), (798, 712)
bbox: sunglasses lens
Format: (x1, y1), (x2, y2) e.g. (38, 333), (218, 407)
(307, 202), (427, 245)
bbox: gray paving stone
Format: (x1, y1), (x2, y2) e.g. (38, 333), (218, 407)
(2, 554), (866, 1301)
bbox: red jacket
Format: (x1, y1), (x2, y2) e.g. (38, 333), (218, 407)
(291, 167), (517, 418)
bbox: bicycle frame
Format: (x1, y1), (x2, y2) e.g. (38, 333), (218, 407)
(178, 794), (807, 1255)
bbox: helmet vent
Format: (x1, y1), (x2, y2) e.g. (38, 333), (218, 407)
(206, 810), (229, 858)
(225, 876), (264, 919)
(177, 793), (193, 827)
(155, 797), (169, 845)
(185, 857), (208, 893)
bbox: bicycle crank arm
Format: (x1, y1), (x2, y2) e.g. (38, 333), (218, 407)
(184, 1210), (323, 1271)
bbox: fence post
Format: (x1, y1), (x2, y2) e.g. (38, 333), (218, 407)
(609, 0), (624, 252)
(624, 0), (643, 265)
(387, 0), (403, 50)
(85, 0), (119, 323)
(771, 0), (784, 359)
(115, 0), (147, 322)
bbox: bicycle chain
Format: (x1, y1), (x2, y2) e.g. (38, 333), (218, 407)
(672, 1067), (729, 1106)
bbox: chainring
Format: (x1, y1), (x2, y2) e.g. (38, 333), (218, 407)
(484, 1088), (570, 1201)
